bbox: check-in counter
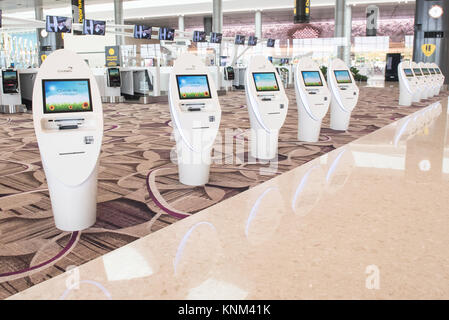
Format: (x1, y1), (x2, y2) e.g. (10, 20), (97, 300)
(19, 68), (39, 106)
(119, 67), (162, 97)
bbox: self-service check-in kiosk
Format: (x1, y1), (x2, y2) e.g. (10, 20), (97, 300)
(105, 67), (123, 103)
(0, 69), (27, 114)
(426, 63), (440, 96)
(411, 62), (427, 100)
(33, 49), (103, 231)
(398, 61), (420, 106)
(431, 63), (445, 94)
(168, 54), (221, 186)
(295, 57), (330, 142)
(417, 62), (432, 99)
(245, 55), (288, 160)
(327, 58), (359, 131)
(420, 62), (435, 98)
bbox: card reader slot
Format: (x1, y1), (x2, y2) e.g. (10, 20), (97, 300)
(59, 151), (86, 156)
(53, 118), (85, 122)
(268, 112), (280, 115)
(192, 126), (210, 129)
(188, 107), (202, 112)
(59, 125), (79, 130)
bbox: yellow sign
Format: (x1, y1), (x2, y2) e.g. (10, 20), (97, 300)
(41, 54), (47, 62)
(109, 48), (115, 55)
(421, 44), (436, 57)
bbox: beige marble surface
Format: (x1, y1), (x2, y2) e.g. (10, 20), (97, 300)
(10, 97), (449, 300)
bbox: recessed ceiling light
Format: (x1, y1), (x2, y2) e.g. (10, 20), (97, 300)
(428, 5), (443, 19)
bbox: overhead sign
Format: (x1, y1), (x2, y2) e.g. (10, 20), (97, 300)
(294, 0), (311, 24)
(366, 5), (379, 36)
(71, 0), (85, 35)
(421, 44), (436, 57)
(105, 46), (121, 67)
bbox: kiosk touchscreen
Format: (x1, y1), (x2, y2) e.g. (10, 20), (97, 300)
(0, 69), (26, 113)
(32, 49), (103, 231)
(398, 61), (420, 106)
(168, 54), (221, 186)
(327, 58), (359, 131)
(245, 55), (288, 160)
(294, 57), (330, 142)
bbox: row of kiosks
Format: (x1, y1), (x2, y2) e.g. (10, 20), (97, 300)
(0, 69), (27, 114)
(294, 58), (359, 142)
(398, 61), (445, 106)
(169, 54), (360, 190)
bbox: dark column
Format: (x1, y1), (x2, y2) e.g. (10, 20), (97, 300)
(203, 16), (213, 35)
(413, 0), (449, 84)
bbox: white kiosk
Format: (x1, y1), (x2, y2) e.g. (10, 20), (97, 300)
(168, 54), (221, 186)
(411, 62), (428, 100)
(398, 61), (420, 106)
(32, 49), (104, 231)
(104, 67), (122, 103)
(418, 62), (433, 99)
(431, 63), (445, 94)
(294, 57), (330, 142)
(245, 55), (288, 160)
(426, 63), (440, 96)
(327, 58), (359, 131)
(0, 69), (27, 114)
(420, 62), (436, 98)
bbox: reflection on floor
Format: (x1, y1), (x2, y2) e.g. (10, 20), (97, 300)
(0, 86), (447, 298)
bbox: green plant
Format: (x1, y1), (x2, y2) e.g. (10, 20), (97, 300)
(320, 65), (327, 81)
(350, 66), (368, 82)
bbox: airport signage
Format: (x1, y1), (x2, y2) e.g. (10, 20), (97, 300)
(105, 46), (121, 67)
(71, 0), (85, 35)
(294, 0), (311, 24)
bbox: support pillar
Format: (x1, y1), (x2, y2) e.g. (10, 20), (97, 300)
(413, 0), (449, 84)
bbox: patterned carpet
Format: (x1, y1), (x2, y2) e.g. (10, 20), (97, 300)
(0, 85), (447, 299)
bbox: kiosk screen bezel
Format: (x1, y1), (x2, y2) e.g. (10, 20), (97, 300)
(301, 71), (324, 87)
(42, 79), (94, 114)
(2, 70), (18, 94)
(403, 68), (414, 77)
(429, 68), (436, 75)
(422, 68), (430, 76)
(413, 68), (423, 76)
(252, 72), (280, 92)
(333, 70), (352, 84)
(176, 74), (212, 100)
(436, 68), (442, 75)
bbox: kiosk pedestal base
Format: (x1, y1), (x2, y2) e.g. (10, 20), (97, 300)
(399, 92), (413, 107)
(298, 116), (322, 142)
(178, 163), (211, 186)
(45, 163), (99, 231)
(250, 129), (279, 160)
(330, 102), (351, 131)
(0, 104), (27, 114)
